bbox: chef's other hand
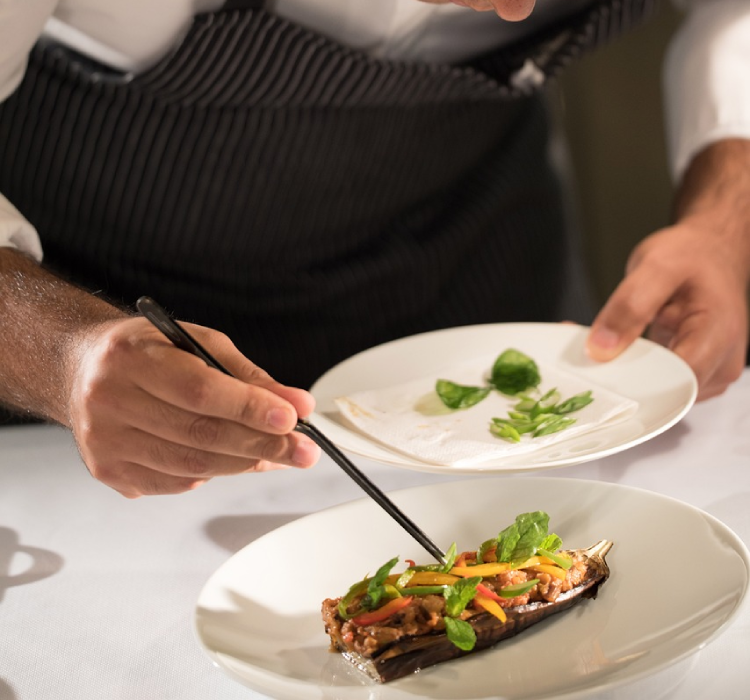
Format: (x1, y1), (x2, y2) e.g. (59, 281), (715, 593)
(587, 140), (750, 402)
(417, 0), (536, 21)
(68, 317), (321, 497)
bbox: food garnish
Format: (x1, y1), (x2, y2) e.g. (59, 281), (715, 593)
(435, 349), (594, 442)
(321, 511), (612, 683)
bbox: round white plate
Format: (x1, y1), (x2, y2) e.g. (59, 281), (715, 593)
(309, 323), (698, 473)
(194, 477), (749, 700)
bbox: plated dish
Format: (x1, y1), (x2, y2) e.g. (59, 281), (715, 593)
(322, 511), (613, 683)
(309, 323), (698, 473)
(194, 477), (749, 700)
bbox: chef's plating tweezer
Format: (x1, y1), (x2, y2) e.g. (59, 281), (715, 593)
(136, 296), (448, 565)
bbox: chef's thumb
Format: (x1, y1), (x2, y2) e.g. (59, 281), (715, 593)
(586, 272), (672, 363)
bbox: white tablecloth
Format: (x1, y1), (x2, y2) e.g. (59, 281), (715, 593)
(1, 371), (749, 700)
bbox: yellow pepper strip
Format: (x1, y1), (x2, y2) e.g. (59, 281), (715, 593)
(538, 554), (572, 567)
(385, 572), (460, 586)
(528, 564), (568, 581)
(474, 594), (507, 623)
(517, 556), (544, 568)
(451, 556), (546, 578)
(451, 563), (510, 577)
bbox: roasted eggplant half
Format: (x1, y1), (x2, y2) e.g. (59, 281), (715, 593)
(322, 512), (612, 683)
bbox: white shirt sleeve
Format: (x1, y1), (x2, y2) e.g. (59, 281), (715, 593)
(0, 0), (57, 261)
(0, 195), (43, 261)
(665, 0), (750, 182)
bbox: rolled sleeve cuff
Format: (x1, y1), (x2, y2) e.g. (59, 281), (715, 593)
(0, 194), (43, 261)
(665, 0), (750, 182)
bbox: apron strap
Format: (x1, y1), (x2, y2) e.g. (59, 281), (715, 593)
(222, 0), (265, 9)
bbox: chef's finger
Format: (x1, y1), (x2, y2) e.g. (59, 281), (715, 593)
(88, 426), (317, 479)
(131, 345), (304, 434)
(586, 263), (679, 362)
(196, 327), (316, 418)
(113, 387), (318, 463)
(90, 461), (209, 498)
(666, 312), (744, 401)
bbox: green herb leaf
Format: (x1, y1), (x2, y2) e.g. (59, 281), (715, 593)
(554, 391), (594, 415)
(499, 578), (540, 598)
(444, 617), (477, 651)
(539, 534), (563, 552)
(444, 576), (482, 617)
(362, 556), (399, 610)
(435, 380), (491, 410)
(496, 511), (550, 565)
(489, 349), (541, 396)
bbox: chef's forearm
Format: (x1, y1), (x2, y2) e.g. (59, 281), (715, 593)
(672, 138), (750, 280)
(0, 247), (126, 424)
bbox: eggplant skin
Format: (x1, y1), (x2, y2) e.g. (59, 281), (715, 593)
(324, 541), (612, 684)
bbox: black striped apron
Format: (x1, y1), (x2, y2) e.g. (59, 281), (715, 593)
(0, 0), (658, 389)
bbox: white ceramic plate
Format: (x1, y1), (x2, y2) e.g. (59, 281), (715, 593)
(194, 477), (749, 700)
(309, 323), (698, 473)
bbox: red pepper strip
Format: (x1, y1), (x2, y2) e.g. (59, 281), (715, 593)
(351, 596), (414, 626)
(405, 559), (416, 568)
(476, 583), (504, 603)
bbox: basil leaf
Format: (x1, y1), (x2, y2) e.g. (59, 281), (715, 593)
(362, 556), (399, 610)
(489, 349), (541, 396)
(555, 391), (594, 415)
(436, 380), (491, 410)
(497, 512), (550, 564)
(539, 534), (563, 552)
(444, 576), (481, 617)
(444, 617), (477, 651)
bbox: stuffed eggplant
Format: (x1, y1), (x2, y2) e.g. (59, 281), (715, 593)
(321, 512), (612, 683)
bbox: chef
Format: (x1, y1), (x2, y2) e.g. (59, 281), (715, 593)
(0, 0), (748, 496)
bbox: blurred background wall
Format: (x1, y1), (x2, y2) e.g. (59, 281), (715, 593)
(554, 1), (684, 306)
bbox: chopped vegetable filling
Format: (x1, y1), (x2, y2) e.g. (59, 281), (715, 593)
(323, 511), (589, 655)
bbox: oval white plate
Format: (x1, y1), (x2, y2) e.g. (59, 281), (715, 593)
(194, 477), (748, 700)
(309, 323), (697, 473)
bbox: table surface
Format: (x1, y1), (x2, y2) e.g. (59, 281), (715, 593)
(1, 371), (749, 700)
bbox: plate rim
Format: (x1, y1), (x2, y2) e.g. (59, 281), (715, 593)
(194, 476), (749, 700)
(309, 322), (699, 474)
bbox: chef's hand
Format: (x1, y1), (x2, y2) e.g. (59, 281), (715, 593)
(587, 139), (750, 401)
(417, 0), (536, 21)
(69, 317), (321, 497)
